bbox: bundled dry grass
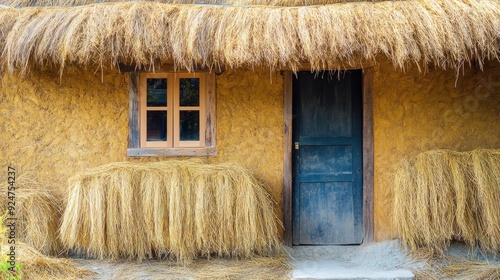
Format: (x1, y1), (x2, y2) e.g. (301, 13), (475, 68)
(1, 0), (372, 7)
(4, 243), (95, 280)
(0, 7), (18, 69)
(59, 160), (281, 263)
(78, 253), (291, 279)
(0, 175), (63, 256)
(471, 149), (500, 254)
(393, 149), (500, 256)
(0, 0), (499, 74)
(412, 251), (500, 280)
(0, 216), (93, 280)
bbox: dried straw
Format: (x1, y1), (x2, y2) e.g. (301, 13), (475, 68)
(412, 251), (500, 280)
(1, 0), (499, 74)
(0, 175), (63, 256)
(0, 7), (18, 71)
(8, 242), (95, 280)
(87, 253), (291, 280)
(471, 149), (500, 254)
(0, 216), (93, 280)
(393, 149), (500, 256)
(59, 160), (282, 263)
(1, 0), (369, 7)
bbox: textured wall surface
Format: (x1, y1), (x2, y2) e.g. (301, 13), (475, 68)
(209, 69), (284, 227)
(1, 59), (498, 242)
(1, 68), (129, 191)
(372, 59), (500, 240)
(0, 67), (285, 233)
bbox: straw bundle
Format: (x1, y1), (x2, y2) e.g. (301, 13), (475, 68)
(5, 242), (95, 280)
(0, 176), (63, 256)
(0, 7), (18, 68)
(1, 0), (368, 7)
(0, 215), (93, 280)
(413, 252), (500, 280)
(1, 0), (499, 74)
(59, 160), (281, 262)
(103, 254), (291, 280)
(393, 149), (500, 255)
(471, 149), (500, 253)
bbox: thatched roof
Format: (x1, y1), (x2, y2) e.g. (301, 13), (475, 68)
(0, 0), (378, 8)
(0, 0), (499, 74)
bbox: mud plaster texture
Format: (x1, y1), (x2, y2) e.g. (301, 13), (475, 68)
(372, 59), (500, 241)
(1, 59), (499, 243)
(0, 67), (129, 193)
(0, 67), (285, 234)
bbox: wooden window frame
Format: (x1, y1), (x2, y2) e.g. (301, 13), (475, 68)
(128, 70), (216, 157)
(139, 73), (174, 149)
(282, 64), (374, 246)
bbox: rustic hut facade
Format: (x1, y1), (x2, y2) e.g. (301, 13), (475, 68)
(0, 0), (499, 247)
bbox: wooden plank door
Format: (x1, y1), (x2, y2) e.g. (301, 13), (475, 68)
(292, 70), (363, 245)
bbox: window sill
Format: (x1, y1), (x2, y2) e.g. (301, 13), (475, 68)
(127, 147), (216, 157)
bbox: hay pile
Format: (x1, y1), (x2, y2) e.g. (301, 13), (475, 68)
(412, 251), (500, 280)
(393, 149), (500, 256)
(82, 254), (291, 280)
(0, 214), (93, 280)
(0, 176), (63, 256)
(1, 0), (363, 7)
(59, 160), (281, 262)
(6, 243), (95, 280)
(0, 0), (499, 74)
(0, 7), (18, 70)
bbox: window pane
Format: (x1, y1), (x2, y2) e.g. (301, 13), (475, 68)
(179, 78), (200, 106)
(147, 111), (167, 141)
(147, 78), (167, 107)
(179, 111), (200, 141)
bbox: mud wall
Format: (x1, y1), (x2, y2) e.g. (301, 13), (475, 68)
(2, 58), (498, 243)
(0, 68), (284, 234)
(372, 59), (500, 240)
(0, 68), (130, 188)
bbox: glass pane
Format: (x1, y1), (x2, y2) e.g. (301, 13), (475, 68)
(147, 78), (167, 107)
(179, 78), (200, 106)
(179, 111), (200, 141)
(147, 111), (167, 141)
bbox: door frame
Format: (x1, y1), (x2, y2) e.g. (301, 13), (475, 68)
(283, 64), (374, 246)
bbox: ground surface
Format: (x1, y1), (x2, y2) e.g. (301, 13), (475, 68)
(73, 240), (420, 280)
(286, 240), (416, 280)
(71, 240), (500, 279)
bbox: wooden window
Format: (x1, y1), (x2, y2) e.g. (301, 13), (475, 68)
(128, 71), (216, 156)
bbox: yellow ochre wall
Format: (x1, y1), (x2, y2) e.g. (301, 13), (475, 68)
(0, 67), (285, 233)
(1, 59), (499, 242)
(373, 59), (500, 240)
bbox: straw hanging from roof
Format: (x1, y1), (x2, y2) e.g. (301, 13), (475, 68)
(0, 0), (395, 8)
(0, 0), (499, 74)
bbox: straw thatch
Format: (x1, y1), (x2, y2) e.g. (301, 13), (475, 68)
(412, 251), (500, 280)
(7, 243), (95, 280)
(59, 160), (281, 263)
(0, 0), (499, 74)
(0, 7), (18, 70)
(1, 0), (370, 7)
(393, 149), (500, 256)
(0, 175), (63, 256)
(0, 215), (93, 280)
(86, 254), (291, 279)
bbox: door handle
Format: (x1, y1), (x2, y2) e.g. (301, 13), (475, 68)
(294, 142), (299, 150)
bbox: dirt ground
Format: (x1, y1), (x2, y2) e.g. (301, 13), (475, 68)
(70, 240), (500, 280)
(74, 254), (291, 280)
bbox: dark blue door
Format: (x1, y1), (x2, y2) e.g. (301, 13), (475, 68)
(292, 71), (363, 245)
